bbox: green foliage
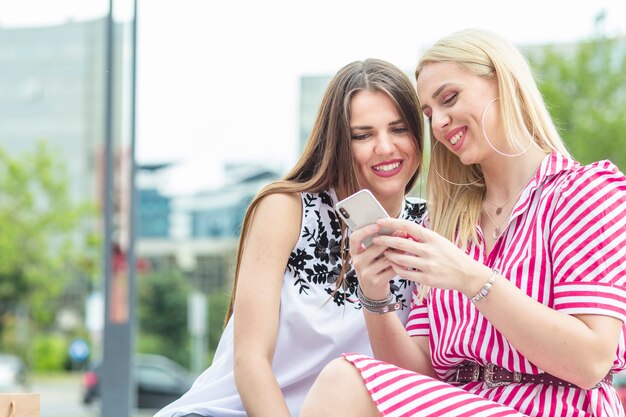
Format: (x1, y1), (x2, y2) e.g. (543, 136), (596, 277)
(32, 333), (68, 371)
(206, 291), (230, 363)
(137, 267), (191, 366)
(0, 142), (97, 340)
(137, 266), (233, 366)
(529, 31), (626, 169)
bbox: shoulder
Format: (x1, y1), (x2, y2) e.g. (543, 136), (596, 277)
(551, 159), (626, 224)
(558, 159), (626, 197)
(255, 192), (301, 212)
(245, 192), (303, 250)
(251, 192), (303, 231)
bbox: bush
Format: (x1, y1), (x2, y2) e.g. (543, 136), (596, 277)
(32, 333), (68, 371)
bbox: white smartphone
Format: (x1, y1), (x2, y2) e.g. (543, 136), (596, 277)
(335, 189), (394, 248)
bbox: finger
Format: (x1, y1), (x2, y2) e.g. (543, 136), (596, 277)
(351, 244), (387, 273)
(385, 250), (424, 272)
(349, 224), (381, 254)
(389, 263), (426, 284)
(356, 256), (396, 289)
(372, 234), (423, 255)
(350, 242), (387, 263)
(365, 258), (396, 282)
(376, 218), (430, 242)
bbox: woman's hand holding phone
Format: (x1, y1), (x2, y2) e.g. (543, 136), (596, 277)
(372, 218), (487, 295)
(336, 189), (393, 248)
(335, 190), (400, 298)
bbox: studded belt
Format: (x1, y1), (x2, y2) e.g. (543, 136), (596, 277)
(451, 361), (612, 389)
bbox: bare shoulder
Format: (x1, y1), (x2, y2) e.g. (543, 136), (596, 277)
(247, 192), (303, 249)
(254, 192), (302, 220)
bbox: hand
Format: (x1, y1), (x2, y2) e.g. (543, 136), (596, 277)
(348, 224), (397, 299)
(372, 218), (490, 296)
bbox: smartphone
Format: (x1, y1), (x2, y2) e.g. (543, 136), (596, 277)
(335, 189), (394, 248)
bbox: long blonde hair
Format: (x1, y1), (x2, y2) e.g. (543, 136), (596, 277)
(416, 29), (570, 246)
(224, 58), (424, 324)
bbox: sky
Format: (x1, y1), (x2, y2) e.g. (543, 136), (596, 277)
(1, 0), (625, 195)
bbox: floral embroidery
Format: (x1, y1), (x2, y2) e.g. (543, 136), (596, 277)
(287, 190), (427, 310)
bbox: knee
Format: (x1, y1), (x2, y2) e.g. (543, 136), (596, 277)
(320, 357), (352, 375)
(302, 357), (375, 417)
(317, 357), (360, 389)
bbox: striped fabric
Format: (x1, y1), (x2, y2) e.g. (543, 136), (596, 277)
(347, 152), (626, 416)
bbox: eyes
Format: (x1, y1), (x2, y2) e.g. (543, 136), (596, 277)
(423, 90), (459, 124)
(351, 125), (409, 141)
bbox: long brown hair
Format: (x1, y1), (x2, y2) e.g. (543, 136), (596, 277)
(224, 58), (424, 325)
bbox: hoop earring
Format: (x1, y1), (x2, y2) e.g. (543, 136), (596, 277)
(481, 97), (532, 157)
(430, 140), (484, 187)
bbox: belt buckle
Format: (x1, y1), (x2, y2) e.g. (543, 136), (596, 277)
(484, 363), (510, 388)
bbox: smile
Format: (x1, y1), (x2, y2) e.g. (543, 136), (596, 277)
(373, 161), (401, 172)
(450, 129), (464, 145)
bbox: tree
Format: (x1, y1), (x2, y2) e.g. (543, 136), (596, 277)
(0, 142), (96, 342)
(528, 19), (626, 169)
(137, 267), (191, 366)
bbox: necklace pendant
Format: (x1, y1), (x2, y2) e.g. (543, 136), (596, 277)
(495, 207), (502, 215)
(493, 228), (501, 239)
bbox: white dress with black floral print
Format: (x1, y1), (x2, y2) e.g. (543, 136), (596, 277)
(153, 188), (427, 417)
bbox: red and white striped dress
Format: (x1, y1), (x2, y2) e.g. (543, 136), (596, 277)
(346, 152), (626, 417)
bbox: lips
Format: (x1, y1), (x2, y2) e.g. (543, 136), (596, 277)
(372, 159), (403, 177)
(444, 127), (467, 150)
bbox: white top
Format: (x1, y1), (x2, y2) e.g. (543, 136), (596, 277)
(153, 189), (426, 417)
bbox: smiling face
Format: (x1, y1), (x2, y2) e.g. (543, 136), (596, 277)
(349, 89), (419, 215)
(417, 61), (504, 166)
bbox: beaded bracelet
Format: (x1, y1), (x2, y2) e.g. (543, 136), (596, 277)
(470, 268), (499, 303)
(356, 286), (402, 314)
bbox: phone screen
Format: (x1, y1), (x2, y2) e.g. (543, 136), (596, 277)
(335, 189), (392, 247)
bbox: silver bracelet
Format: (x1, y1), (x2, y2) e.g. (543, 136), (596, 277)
(356, 286), (402, 314)
(470, 268), (499, 303)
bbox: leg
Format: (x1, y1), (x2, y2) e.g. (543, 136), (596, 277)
(300, 358), (380, 417)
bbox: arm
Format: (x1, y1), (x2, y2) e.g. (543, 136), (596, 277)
(467, 273), (621, 389)
(374, 218), (623, 389)
(233, 192), (301, 417)
(350, 224), (437, 378)
(364, 313), (435, 378)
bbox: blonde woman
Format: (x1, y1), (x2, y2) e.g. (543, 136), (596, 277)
(153, 58), (427, 417)
(300, 29), (626, 417)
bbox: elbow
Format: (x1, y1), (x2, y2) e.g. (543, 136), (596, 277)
(233, 347), (273, 385)
(233, 349), (250, 381)
(233, 347), (250, 386)
(570, 356), (614, 390)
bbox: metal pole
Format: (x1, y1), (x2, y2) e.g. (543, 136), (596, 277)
(101, 0), (134, 414)
(127, 0), (139, 407)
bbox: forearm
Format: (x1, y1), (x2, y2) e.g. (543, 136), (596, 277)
(364, 312), (436, 378)
(467, 270), (620, 388)
(235, 357), (291, 417)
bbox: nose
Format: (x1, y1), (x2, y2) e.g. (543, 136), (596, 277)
(374, 132), (395, 155)
(431, 110), (450, 133)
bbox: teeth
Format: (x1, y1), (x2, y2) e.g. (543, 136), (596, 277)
(450, 130), (463, 145)
(374, 162), (400, 172)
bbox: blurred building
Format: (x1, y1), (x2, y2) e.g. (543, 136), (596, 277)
(0, 17), (125, 204)
(137, 163), (173, 238)
(184, 163), (279, 238)
(136, 163), (279, 292)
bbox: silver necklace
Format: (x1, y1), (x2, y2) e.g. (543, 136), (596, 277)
(482, 206), (511, 239)
(484, 170), (537, 215)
